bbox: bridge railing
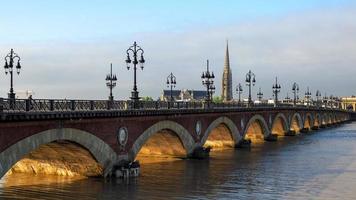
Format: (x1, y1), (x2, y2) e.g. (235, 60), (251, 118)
(0, 97), (342, 113)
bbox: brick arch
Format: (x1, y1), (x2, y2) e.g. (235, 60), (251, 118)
(128, 120), (195, 162)
(243, 114), (270, 138)
(322, 113), (329, 125)
(0, 128), (117, 179)
(314, 113), (322, 126)
(304, 113), (313, 129)
(290, 112), (303, 131)
(200, 116), (241, 146)
(271, 113), (289, 135)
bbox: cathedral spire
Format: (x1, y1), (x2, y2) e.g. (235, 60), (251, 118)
(221, 40), (233, 101)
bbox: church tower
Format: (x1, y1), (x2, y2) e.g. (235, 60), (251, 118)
(221, 41), (233, 101)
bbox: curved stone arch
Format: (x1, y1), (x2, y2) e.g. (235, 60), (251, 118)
(271, 113), (289, 134)
(243, 114), (271, 138)
(0, 128), (117, 179)
(322, 113), (329, 125)
(200, 116), (241, 146)
(128, 120), (195, 161)
(315, 113), (322, 126)
(290, 112), (303, 129)
(304, 113), (314, 128)
(328, 113), (334, 124)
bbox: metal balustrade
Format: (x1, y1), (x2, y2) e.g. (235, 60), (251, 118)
(0, 97), (342, 114)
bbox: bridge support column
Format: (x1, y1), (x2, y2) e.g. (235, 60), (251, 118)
(285, 130), (297, 136)
(188, 146), (211, 159)
(311, 126), (319, 130)
(265, 134), (278, 142)
(235, 139), (251, 148)
(110, 160), (140, 179)
(300, 128), (309, 133)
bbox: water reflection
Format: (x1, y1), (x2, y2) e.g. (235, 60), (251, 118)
(1, 122), (356, 199)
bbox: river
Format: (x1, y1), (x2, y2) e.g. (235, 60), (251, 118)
(1, 122), (356, 199)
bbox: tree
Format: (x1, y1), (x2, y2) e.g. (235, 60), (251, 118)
(141, 96), (154, 101)
(213, 96), (223, 103)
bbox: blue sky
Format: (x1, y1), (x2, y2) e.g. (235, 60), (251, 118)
(0, 0), (355, 99)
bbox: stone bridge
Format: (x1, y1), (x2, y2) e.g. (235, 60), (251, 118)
(0, 100), (351, 178)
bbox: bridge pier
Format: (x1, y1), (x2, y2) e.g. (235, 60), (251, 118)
(300, 128), (309, 133)
(265, 134), (278, 141)
(188, 146), (211, 159)
(285, 130), (297, 136)
(235, 139), (251, 148)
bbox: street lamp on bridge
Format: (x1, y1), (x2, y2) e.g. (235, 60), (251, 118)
(245, 70), (256, 107)
(316, 90), (321, 108)
(106, 63), (117, 101)
(166, 72), (176, 109)
(201, 60), (215, 107)
(236, 83), (243, 104)
(272, 77), (281, 107)
(125, 41), (145, 109)
(292, 82), (299, 107)
(305, 87), (312, 107)
(4, 49), (22, 100)
(257, 87), (263, 102)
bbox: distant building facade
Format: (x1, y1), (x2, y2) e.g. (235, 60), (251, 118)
(160, 89), (207, 102)
(341, 96), (356, 111)
(221, 41), (233, 102)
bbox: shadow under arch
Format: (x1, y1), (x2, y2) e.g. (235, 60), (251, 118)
(200, 116), (241, 149)
(128, 120), (195, 162)
(243, 114), (270, 143)
(271, 113), (289, 136)
(290, 112), (303, 133)
(322, 113), (329, 125)
(0, 128), (117, 179)
(304, 113), (313, 130)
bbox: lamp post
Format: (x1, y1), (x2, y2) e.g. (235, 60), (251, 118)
(245, 70), (256, 107)
(316, 90), (321, 108)
(166, 72), (176, 109)
(292, 82), (299, 107)
(236, 83), (243, 104)
(257, 87), (263, 102)
(105, 63), (117, 101)
(272, 77), (281, 107)
(329, 95), (334, 108)
(125, 41), (145, 109)
(305, 87), (312, 107)
(4, 49), (21, 100)
(201, 60), (215, 107)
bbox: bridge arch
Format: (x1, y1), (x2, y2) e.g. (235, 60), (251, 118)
(304, 113), (313, 130)
(322, 113), (329, 125)
(0, 128), (117, 179)
(271, 113), (289, 136)
(201, 116), (241, 149)
(243, 114), (270, 143)
(329, 113), (334, 124)
(290, 112), (303, 133)
(128, 120), (195, 162)
(314, 113), (321, 127)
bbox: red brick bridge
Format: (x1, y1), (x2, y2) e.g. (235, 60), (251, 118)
(0, 98), (351, 178)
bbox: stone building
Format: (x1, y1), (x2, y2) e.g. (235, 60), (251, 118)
(160, 89), (207, 102)
(221, 41), (233, 102)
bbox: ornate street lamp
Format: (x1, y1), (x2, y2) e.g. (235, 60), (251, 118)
(305, 87), (312, 107)
(292, 82), (299, 107)
(236, 83), (243, 103)
(106, 63), (117, 101)
(316, 90), (321, 107)
(125, 41), (145, 108)
(323, 92), (328, 108)
(257, 87), (263, 102)
(201, 60), (215, 107)
(4, 49), (21, 100)
(272, 77), (281, 107)
(245, 70), (256, 107)
(166, 72), (176, 109)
